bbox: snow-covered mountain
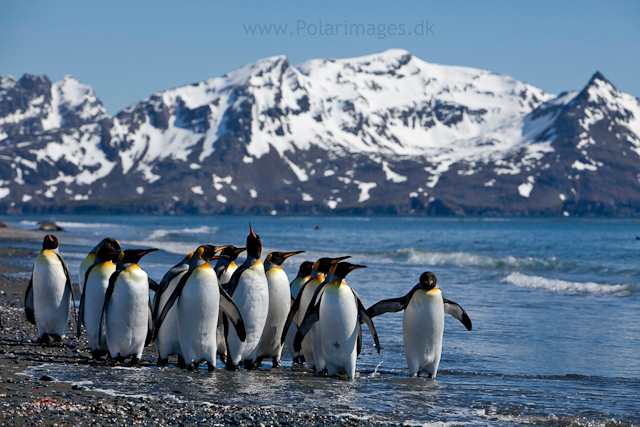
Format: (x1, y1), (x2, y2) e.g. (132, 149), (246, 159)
(1, 50), (639, 215)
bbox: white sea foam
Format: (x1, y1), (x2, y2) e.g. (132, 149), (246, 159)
(502, 272), (637, 295)
(394, 248), (568, 272)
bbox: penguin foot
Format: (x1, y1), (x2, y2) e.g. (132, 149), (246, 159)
(272, 358), (282, 368)
(243, 360), (255, 370)
(207, 362), (215, 372)
(293, 356), (305, 365)
(114, 355), (125, 365)
(225, 362), (238, 371)
(187, 361), (198, 372)
(253, 357), (264, 369)
(92, 350), (108, 360)
(157, 358), (168, 367)
(130, 356), (140, 367)
(177, 355), (186, 369)
(37, 334), (51, 345)
(218, 353), (227, 364)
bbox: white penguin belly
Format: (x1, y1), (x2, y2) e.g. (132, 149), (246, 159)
(403, 288), (445, 377)
(84, 262), (115, 351)
(156, 271), (186, 360)
(105, 267), (149, 359)
(257, 267), (290, 360)
(78, 253), (95, 294)
(227, 262), (269, 366)
(219, 262), (237, 285)
(319, 284), (359, 379)
(297, 276), (323, 368)
(285, 277), (305, 358)
(33, 250), (70, 338)
(177, 266), (220, 367)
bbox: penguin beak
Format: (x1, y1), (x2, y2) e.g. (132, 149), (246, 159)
(347, 264), (367, 272)
(283, 251), (305, 260)
(214, 245), (227, 254)
(136, 248), (159, 258)
(330, 255), (351, 265)
(249, 223), (258, 239)
(234, 247), (246, 255)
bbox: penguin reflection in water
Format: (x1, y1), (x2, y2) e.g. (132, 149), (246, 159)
(367, 272), (472, 378)
(153, 245), (246, 371)
(294, 262), (380, 380)
(25, 235), (76, 344)
(99, 249), (158, 365)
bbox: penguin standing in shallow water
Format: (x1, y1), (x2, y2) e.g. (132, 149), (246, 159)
(223, 224), (269, 370)
(99, 248), (157, 365)
(26, 235), (76, 343)
(281, 256), (350, 370)
(294, 262), (380, 379)
(154, 245), (246, 371)
(78, 242), (120, 359)
(254, 250), (304, 368)
(284, 261), (313, 363)
(152, 252), (194, 367)
(367, 272), (472, 378)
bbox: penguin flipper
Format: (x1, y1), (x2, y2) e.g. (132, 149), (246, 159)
(99, 271), (120, 347)
(55, 252), (78, 328)
(355, 292), (381, 354)
(152, 270), (191, 341)
(25, 274), (35, 325)
(366, 285), (419, 318)
(148, 278), (159, 293)
(218, 285), (246, 342)
(293, 302), (321, 352)
(356, 322), (362, 356)
(145, 297), (154, 346)
(280, 281), (307, 345)
(443, 298), (472, 331)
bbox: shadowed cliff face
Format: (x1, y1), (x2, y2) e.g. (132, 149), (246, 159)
(1, 51), (640, 216)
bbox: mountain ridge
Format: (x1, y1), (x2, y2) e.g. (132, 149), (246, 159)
(1, 50), (639, 216)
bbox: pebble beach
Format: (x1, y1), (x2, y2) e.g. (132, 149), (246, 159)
(0, 227), (387, 427)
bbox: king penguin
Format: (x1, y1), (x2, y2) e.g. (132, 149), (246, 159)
(25, 235), (76, 343)
(154, 245), (246, 371)
(99, 248), (158, 365)
(294, 262), (380, 379)
(79, 238), (120, 294)
(281, 256), (350, 370)
(223, 224), (269, 370)
(77, 242), (121, 359)
(284, 261), (313, 364)
(254, 250), (304, 368)
(366, 272), (472, 378)
(152, 252), (194, 367)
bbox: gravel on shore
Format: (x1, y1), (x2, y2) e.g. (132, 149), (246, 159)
(0, 227), (390, 427)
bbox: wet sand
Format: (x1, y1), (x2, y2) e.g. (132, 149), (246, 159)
(0, 227), (386, 427)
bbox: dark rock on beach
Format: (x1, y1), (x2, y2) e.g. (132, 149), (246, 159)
(37, 221), (64, 232)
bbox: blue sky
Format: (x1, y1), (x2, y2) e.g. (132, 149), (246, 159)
(2, 0), (638, 114)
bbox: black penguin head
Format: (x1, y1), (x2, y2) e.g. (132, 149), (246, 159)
(95, 244), (121, 263)
(246, 223), (262, 259)
(220, 245), (246, 261)
(195, 245), (226, 262)
(333, 262), (367, 279)
(315, 255), (351, 274)
(419, 272), (438, 290)
(266, 251), (305, 267)
(103, 237), (121, 251)
(118, 248), (159, 265)
(297, 261), (314, 277)
(42, 235), (59, 250)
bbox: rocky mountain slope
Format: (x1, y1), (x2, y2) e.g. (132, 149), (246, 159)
(1, 49), (639, 216)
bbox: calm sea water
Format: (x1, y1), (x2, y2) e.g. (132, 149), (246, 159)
(2, 215), (639, 426)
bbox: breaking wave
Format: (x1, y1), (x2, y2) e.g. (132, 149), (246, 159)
(392, 248), (573, 272)
(147, 226), (219, 241)
(502, 272), (639, 295)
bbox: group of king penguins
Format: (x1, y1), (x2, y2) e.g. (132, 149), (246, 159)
(24, 224), (473, 379)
